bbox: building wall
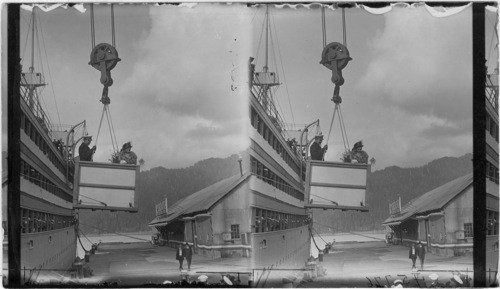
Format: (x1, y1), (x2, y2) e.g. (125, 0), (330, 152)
(486, 180), (499, 278)
(442, 186), (473, 256)
(190, 182), (252, 259)
(417, 187), (473, 257)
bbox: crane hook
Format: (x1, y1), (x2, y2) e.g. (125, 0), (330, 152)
(89, 43), (121, 87)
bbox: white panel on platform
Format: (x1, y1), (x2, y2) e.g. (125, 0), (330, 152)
(309, 186), (366, 207)
(78, 187), (135, 208)
(80, 166), (136, 187)
(310, 165), (366, 186)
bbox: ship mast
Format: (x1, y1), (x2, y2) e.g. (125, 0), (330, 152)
(252, 5), (283, 131)
(21, 7), (47, 123)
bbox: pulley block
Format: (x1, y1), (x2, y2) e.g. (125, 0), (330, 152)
(320, 42), (352, 86)
(89, 43), (121, 87)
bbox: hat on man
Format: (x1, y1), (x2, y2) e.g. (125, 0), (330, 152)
(393, 279), (403, 286)
(353, 141), (363, 150)
(315, 132), (324, 139)
(83, 135), (92, 140)
(429, 274), (439, 281)
(122, 142), (132, 150)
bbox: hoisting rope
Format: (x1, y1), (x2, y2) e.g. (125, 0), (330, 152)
(76, 227), (91, 253)
(90, 4), (116, 48)
(94, 103), (119, 153)
(342, 8), (347, 47)
(111, 4), (115, 47)
(322, 6), (351, 154)
(312, 226), (329, 244)
(90, 4), (95, 48)
(309, 226), (321, 251)
(90, 3), (120, 154)
(321, 7), (326, 49)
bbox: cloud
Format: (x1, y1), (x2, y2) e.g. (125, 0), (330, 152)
(104, 4), (251, 168)
(356, 7), (472, 126)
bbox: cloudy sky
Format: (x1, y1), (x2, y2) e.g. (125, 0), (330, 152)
(3, 3), (496, 170)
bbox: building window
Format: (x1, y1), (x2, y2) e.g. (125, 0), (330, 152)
(231, 224), (240, 239)
(464, 223), (473, 238)
(487, 210), (499, 236)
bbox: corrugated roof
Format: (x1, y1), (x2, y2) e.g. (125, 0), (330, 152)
(149, 172), (250, 226)
(382, 173), (472, 225)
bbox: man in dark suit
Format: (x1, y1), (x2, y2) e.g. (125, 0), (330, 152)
(78, 136), (96, 161)
(182, 242), (193, 270)
(409, 243), (417, 269)
(416, 241), (426, 270)
(310, 133), (328, 161)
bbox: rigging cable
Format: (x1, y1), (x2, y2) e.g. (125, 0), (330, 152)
(342, 7), (347, 47)
(270, 10), (296, 126)
(323, 6), (350, 154)
(78, 227), (95, 245)
(90, 4), (95, 48)
(39, 12), (62, 126)
(309, 226), (321, 251)
(111, 4), (115, 47)
(321, 6), (326, 48)
(76, 228), (91, 253)
(312, 226), (329, 244)
(90, 3), (120, 153)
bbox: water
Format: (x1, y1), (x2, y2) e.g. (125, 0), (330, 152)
(76, 232), (152, 258)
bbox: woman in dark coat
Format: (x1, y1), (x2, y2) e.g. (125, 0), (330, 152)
(175, 244), (184, 270)
(409, 243), (417, 269)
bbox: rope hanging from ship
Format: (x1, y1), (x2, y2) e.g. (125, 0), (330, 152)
(320, 6), (352, 157)
(309, 225), (321, 251)
(89, 3), (121, 154)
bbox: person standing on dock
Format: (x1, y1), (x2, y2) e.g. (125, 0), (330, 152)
(409, 243), (417, 270)
(182, 242), (193, 270)
(416, 241), (426, 270)
(79, 135), (96, 161)
(310, 133), (328, 161)
(176, 244), (184, 270)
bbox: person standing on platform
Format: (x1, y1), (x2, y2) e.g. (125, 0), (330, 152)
(310, 133), (328, 161)
(175, 244), (184, 270)
(350, 141), (369, 164)
(416, 241), (426, 270)
(183, 242), (193, 270)
(118, 142), (137, 165)
(78, 135), (96, 161)
(409, 243), (417, 270)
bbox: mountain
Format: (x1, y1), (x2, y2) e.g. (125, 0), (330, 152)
(78, 153), (246, 234)
(312, 153), (473, 233)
